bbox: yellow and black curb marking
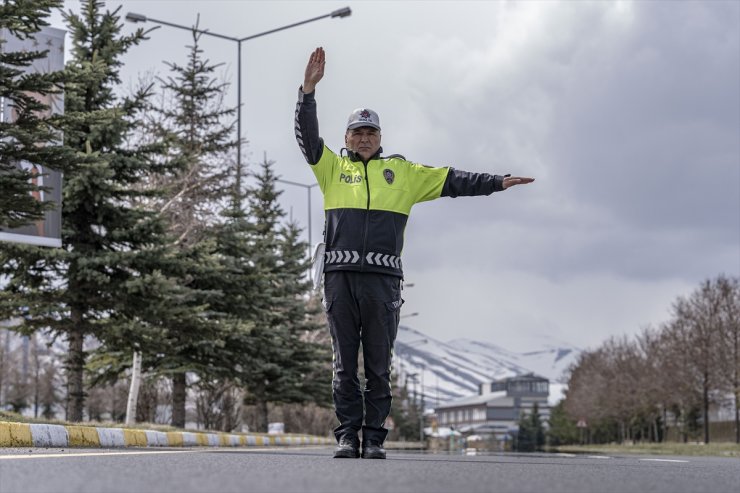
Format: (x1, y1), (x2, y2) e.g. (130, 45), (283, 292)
(0, 421), (332, 448)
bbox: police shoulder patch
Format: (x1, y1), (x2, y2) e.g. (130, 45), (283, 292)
(383, 168), (395, 185)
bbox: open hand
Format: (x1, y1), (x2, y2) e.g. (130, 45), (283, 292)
(503, 176), (535, 189)
(303, 47), (325, 94)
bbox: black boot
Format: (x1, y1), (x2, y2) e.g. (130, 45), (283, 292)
(333, 435), (360, 458)
(361, 440), (386, 459)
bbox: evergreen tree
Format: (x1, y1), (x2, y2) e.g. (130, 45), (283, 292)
(546, 400), (579, 446)
(59, 0), (176, 422)
(237, 157), (329, 431)
(130, 24), (239, 428)
(273, 220), (331, 406)
(146, 22), (235, 246)
(515, 402), (545, 452)
(1, 1), (173, 422)
(0, 0), (73, 229)
(388, 377), (423, 441)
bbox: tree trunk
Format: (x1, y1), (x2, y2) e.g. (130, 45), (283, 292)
(32, 335), (40, 418)
(125, 351), (142, 426)
(172, 373), (187, 428)
(703, 374), (710, 444)
(257, 399), (269, 433)
(662, 406), (667, 443)
(0, 331), (6, 406)
(66, 320), (85, 422)
(654, 417), (660, 443)
(734, 389), (739, 444)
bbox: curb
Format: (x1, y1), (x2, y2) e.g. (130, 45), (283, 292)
(0, 421), (333, 449)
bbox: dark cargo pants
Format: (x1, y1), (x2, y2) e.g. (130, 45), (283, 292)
(323, 271), (402, 444)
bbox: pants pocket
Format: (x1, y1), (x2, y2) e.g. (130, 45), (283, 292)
(385, 298), (404, 312)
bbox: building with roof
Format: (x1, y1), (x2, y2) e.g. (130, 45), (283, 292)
(433, 373), (550, 440)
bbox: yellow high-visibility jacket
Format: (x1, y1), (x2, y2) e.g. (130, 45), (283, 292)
(295, 88), (508, 278)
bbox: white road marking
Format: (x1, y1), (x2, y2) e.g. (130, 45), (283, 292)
(0, 450), (200, 460)
(587, 455), (612, 459)
(0, 446), (324, 461)
(639, 458), (689, 463)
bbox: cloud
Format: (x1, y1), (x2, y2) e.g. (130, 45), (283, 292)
(383, 1), (739, 347)
(51, 0), (738, 351)
(402, 265), (693, 353)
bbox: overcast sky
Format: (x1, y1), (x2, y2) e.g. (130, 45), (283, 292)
(49, 1), (739, 352)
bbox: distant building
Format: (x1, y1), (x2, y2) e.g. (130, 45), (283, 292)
(433, 373), (550, 440)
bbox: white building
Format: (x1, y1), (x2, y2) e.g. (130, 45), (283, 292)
(434, 373), (550, 439)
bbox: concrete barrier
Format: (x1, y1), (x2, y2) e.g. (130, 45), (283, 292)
(0, 421), (332, 449)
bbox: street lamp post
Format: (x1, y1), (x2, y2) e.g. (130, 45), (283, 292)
(276, 178), (318, 257)
(398, 335), (425, 382)
(398, 335), (428, 444)
(406, 372), (425, 445)
(125, 7), (351, 181)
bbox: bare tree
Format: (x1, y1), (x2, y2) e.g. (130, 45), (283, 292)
(636, 326), (683, 442)
(135, 377), (157, 424)
(194, 379), (243, 432)
(281, 403), (335, 437)
(564, 348), (611, 442)
(715, 276), (740, 443)
(675, 278), (730, 443)
(37, 358), (62, 420)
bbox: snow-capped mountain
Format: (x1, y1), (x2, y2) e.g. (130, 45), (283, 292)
(394, 325), (580, 408)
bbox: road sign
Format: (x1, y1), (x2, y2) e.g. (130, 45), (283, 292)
(577, 419), (588, 428)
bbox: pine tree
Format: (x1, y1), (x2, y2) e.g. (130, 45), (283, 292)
(130, 24), (239, 428)
(237, 157), (329, 431)
(515, 402), (546, 451)
(0, 0), (74, 229)
(146, 21), (235, 247)
(389, 377), (423, 441)
(1, 1), (174, 422)
(273, 220), (331, 405)
(547, 400), (579, 446)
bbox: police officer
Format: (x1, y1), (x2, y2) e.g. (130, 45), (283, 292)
(295, 47), (534, 459)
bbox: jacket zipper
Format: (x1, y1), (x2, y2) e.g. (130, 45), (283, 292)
(360, 161), (371, 269)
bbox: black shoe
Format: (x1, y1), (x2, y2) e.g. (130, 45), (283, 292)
(361, 440), (386, 459)
(333, 436), (360, 458)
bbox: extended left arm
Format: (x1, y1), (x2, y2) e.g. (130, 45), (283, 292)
(441, 169), (534, 197)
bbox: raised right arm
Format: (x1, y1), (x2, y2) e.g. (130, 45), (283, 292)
(295, 88), (323, 165)
(295, 47), (325, 165)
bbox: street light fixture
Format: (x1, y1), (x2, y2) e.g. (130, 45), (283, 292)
(125, 8), (351, 190)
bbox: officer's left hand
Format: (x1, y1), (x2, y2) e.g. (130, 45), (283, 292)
(503, 176), (535, 189)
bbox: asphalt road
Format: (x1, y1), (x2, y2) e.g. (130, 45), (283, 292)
(1, 446), (738, 493)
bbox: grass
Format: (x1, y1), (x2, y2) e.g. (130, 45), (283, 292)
(552, 442), (740, 458)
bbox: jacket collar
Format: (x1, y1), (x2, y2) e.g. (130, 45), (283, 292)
(344, 146), (383, 163)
